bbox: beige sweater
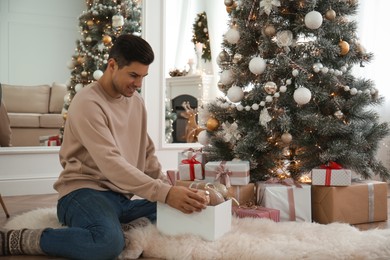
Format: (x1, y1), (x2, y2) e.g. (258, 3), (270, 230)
(54, 82), (171, 203)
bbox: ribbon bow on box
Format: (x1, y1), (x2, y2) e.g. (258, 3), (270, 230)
(320, 161), (343, 186)
(215, 161), (232, 188)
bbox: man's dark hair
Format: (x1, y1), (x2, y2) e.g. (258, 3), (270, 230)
(108, 34), (154, 69)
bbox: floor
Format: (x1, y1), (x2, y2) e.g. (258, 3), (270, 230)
(0, 188), (389, 259)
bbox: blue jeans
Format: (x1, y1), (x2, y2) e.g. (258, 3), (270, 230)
(39, 188), (156, 260)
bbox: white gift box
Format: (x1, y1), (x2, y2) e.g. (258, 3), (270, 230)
(157, 200), (232, 241)
(178, 163), (204, 181)
(204, 161), (250, 186)
(178, 148), (205, 166)
(311, 168), (352, 186)
(256, 182), (312, 222)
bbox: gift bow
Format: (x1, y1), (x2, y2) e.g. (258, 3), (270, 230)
(181, 156), (201, 180)
(215, 161), (232, 188)
(265, 177), (302, 188)
(320, 161), (343, 186)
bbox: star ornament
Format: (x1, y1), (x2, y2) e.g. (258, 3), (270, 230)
(260, 0), (281, 15)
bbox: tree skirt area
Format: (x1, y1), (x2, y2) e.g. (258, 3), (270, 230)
(4, 207), (390, 260)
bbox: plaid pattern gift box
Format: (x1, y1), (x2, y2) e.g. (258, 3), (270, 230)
(256, 179), (312, 222)
(205, 161), (250, 187)
(311, 161), (352, 186)
(232, 204), (280, 222)
(312, 180), (388, 225)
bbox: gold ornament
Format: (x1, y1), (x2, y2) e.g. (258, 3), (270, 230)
(224, 0), (234, 7)
(206, 117), (220, 131)
(339, 40), (350, 56)
(226, 2), (237, 13)
(263, 25), (276, 37)
(264, 81), (278, 95)
(77, 56), (85, 64)
(62, 112), (68, 120)
(87, 20), (94, 26)
(102, 35), (112, 45)
(281, 132), (292, 144)
(325, 8), (336, 20)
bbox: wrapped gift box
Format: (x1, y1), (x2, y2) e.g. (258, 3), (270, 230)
(178, 163), (203, 181)
(166, 170), (178, 186)
(311, 162), (352, 186)
(232, 205), (280, 222)
(227, 183), (256, 205)
(157, 199), (232, 241)
(256, 181), (311, 222)
(205, 161), (250, 187)
(312, 180), (388, 225)
(178, 148), (206, 169)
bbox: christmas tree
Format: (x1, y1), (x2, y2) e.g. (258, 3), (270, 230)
(61, 0), (142, 136)
(200, 0), (390, 182)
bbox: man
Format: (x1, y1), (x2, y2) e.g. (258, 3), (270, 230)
(0, 34), (207, 259)
(0, 83), (12, 147)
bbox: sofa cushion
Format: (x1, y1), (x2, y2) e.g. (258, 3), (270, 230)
(8, 113), (40, 128)
(40, 114), (64, 128)
(2, 84), (50, 113)
(49, 82), (67, 113)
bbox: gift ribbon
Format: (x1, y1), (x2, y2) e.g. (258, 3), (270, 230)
(320, 161), (343, 186)
(367, 182), (374, 223)
(215, 161), (232, 188)
(180, 148), (204, 178)
(264, 178), (302, 221)
(265, 177), (303, 188)
(181, 156), (201, 181)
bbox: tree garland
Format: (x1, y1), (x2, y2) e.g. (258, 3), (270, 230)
(192, 11), (211, 62)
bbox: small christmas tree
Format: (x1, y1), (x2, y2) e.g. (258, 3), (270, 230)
(61, 0), (142, 136)
(201, 0), (390, 182)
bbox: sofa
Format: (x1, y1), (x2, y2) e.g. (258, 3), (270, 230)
(2, 82), (67, 146)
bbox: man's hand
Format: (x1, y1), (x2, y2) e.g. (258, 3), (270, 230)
(165, 186), (208, 214)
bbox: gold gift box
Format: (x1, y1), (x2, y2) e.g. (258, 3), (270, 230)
(312, 181), (388, 225)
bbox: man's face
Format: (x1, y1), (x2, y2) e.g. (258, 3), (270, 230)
(111, 61), (149, 98)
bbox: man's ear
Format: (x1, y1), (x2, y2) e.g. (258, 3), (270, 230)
(107, 58), (117, 70)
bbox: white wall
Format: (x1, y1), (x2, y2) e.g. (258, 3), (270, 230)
(0, 0), (85, 85)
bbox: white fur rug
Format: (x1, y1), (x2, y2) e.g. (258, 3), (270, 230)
(4, 207), (390, 259)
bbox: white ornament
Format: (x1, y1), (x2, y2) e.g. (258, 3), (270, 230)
(236, 104), (244, 111)
(220, 69), (234, 85)
(293, 87), (312, 105)
(252, 103), (259, 110)
(93, 70), (103, 80)
(67, 60), (75, 69)
(224, 28), (240, 44)
(112, 14), (124, 27)
(227, 86), (244, 102)
(279, 85), (287, 92)
(350, 88), (358, 95)
(305, 11), (323, 30)
(259, 107), (272, 126)
(197, 130), (209, 146)
(249, 56), (266, 75)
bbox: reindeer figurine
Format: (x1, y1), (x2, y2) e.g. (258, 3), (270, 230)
(180, 101), (204, 143)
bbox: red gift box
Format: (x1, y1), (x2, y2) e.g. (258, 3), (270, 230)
(232, 205), (280, 222)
